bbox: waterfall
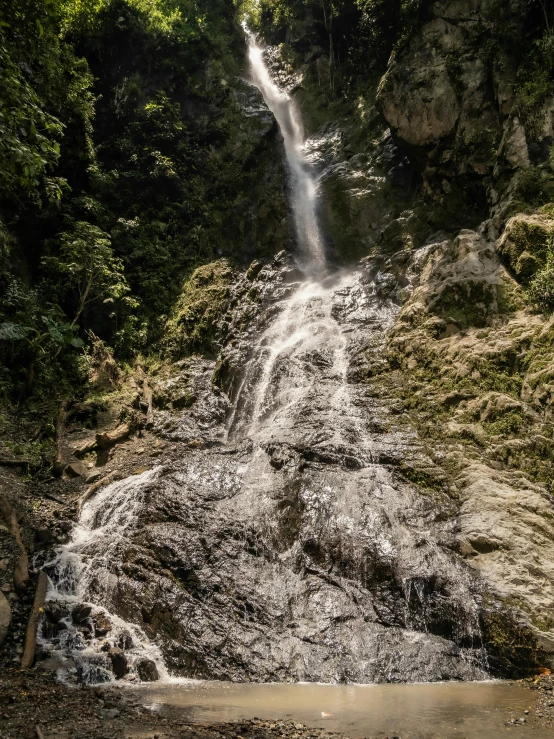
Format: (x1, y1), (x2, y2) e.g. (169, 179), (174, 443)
(40, 469), (170, 684)
(247, 36), (326, 275)
(230, 38), (366, 451)
(38, 34), (489, 686)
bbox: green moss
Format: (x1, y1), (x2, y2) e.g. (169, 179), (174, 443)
(496, 282), (525, 314)
(429, 281), (496, 329)
(396, 462), (448, 496)
(481, 608), (544, 678)
(498, 215), (554, 283)
(514, 70), (554, 140)
(163, 259), (234, 360)
(517, 168), (554, 208)
(486, 409), (527, 436)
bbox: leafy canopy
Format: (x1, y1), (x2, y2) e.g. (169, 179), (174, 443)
(47, 222), (130, 326)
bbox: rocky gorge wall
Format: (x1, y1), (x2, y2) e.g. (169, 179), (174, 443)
(1, 0), (554, 684)
(144, 0), (554, 675)
(315, 0), (554, 671)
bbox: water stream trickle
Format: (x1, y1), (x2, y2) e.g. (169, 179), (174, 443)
(41, 469), (170, 683)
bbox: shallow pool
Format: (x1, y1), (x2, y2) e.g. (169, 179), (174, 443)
(129, 680), (548, 738)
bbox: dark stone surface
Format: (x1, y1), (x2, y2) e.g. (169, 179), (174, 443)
(137, 658), (159, 682)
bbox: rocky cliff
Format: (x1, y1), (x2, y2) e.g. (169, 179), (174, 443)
(1, 0), (554, 683)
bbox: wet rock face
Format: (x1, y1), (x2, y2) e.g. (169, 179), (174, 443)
(40, 241), (553, 682)
(379, 224), (554, 672)
(109, 448), (487, 683)
(57, 258), (489, 683)
(137, 658), (159, 682)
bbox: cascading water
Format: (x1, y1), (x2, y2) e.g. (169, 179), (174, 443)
(40, 470), (170, 683)
(247, 36), (325, 276)
(231, 37), (368, 450)
(39, 35), (491, 686)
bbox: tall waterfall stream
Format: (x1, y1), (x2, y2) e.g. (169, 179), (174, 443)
(40, 37), (492, 687)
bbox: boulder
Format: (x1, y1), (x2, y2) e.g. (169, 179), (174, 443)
(377, 22), (461, 148)
(65, 462), (87, 478)
(117, 631), (133, 650)
(93, 613), (112, 637)
(71, 604), (92, 624)
(35, 527), (55, 544)
(44, 602), (69, 624)
(136, 658), (159, 682)
(108, 647), (129, 679)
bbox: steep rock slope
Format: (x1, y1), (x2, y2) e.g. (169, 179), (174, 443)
(371, 0), (554, 667)
(3, 0), (554, 684)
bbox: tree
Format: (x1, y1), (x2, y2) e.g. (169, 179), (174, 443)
(50, 221), (129, 327)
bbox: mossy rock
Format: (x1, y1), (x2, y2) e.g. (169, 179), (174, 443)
(481, 607), (545, 678)
(497, 214), (554, 284)
(428, 280), (496, 329)
(163, 259), (234, 359)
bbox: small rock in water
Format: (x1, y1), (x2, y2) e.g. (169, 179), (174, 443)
(72, 604), (92, 624)
(36, 527), (55, 544)
(93, 613), (112, 637)
(108, 648), (129, 679)
(137, 658), (159, 682)
(117, 631), (133, 650)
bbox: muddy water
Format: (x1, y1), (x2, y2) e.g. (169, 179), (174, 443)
(130, 681), (545, 739)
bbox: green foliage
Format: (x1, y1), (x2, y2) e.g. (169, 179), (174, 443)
(45, 221), (130, 326)
(0, 280), (84, 400)
(487, 0), (554, 138)
(514, 167), (554, 208)
(59, 0), (182, 34)
(0, 0), (282, 402)
(0, 40), (63, 201)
